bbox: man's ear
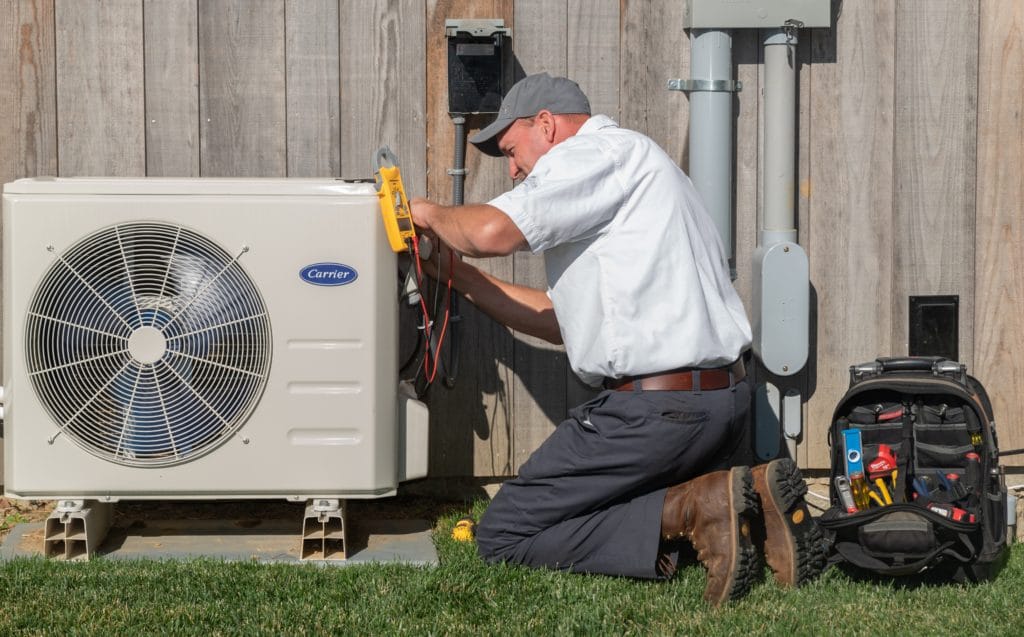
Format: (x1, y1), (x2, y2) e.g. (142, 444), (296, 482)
(535, 110), (557, 143)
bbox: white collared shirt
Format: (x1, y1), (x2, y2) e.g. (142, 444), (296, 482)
(489, 115), (752, 387)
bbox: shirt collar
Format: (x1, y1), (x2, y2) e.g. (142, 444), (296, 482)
(577, 114), (618, 135)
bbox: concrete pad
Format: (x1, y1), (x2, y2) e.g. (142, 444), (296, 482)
(1, 517), (437, 566)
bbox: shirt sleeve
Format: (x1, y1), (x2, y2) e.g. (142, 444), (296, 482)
(488, 139), (625, 253)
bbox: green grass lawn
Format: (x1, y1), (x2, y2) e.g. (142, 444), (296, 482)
(2, 501), (1023, 636)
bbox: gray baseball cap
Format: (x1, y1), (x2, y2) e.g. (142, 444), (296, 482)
(469, 73), (591, 157)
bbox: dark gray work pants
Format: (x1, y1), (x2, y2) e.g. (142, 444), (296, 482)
(476, 378), (751, 579)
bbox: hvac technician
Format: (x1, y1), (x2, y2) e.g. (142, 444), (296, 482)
(410, 73), (822, 605)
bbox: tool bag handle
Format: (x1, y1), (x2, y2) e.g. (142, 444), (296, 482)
(875, 357), (945, 373)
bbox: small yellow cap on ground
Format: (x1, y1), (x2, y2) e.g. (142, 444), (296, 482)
(451, 517), (476, 542)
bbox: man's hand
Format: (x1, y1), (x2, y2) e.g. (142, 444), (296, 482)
(409, 197), (440, 236)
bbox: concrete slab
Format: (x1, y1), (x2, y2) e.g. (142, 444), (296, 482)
(1, 517), (437, 566)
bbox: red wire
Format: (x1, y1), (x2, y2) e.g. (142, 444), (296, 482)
(425, 248), (455, 384)
(410, 235), (455, 385)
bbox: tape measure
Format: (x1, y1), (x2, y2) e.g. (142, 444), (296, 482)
(373, 146), (416, 252)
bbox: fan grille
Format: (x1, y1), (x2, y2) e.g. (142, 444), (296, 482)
(25, 222), (273, 467)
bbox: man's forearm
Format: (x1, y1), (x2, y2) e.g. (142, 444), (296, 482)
(450, 258), (562, 344)
(411, 199), (526, 257)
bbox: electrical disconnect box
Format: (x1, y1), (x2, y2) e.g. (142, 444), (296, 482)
(445, 19), (512, 115)
(684, 0), (831, 29)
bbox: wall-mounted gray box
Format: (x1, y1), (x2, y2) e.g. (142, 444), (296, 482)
(751, 240), (809, 376)
(684, 0), (831, 29)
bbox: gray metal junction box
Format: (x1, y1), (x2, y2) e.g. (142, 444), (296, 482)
(684, 0), (831, 29)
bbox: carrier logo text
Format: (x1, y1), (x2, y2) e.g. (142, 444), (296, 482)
(300, 263), (358, 286)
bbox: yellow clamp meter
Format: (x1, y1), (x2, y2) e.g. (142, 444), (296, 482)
(374, 146), (416, 252)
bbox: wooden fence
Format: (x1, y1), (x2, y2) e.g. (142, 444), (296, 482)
(1, 0), (1022, 476)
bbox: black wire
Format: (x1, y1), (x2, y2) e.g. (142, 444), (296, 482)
(398, 243), (430, 392)
(442, 297), (461, 388)
(399, 325), (423, 375)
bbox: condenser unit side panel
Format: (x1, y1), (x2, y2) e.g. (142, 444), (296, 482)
(2, 195), (21, 484)
(4, 183), (400, 498)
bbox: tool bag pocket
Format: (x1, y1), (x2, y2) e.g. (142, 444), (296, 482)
(819, 505), (978, 576)
(847, 402), (905, 446)
(914, 442), (974, 472)
(859, 511), (935, 555)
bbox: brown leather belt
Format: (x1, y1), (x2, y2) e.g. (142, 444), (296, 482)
(605, 360), (745, 392)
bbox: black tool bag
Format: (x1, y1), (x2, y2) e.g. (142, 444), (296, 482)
(817, 357), (1009, 581)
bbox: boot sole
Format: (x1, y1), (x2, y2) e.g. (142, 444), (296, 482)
(709, 466), (761, 605)
(759, 459), (827, 587)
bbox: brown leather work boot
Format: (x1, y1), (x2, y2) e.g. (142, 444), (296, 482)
(661, 466), (760, 605)
(751, 459), (827, 587)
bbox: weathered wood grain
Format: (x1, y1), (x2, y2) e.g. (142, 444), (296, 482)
(23, 0), (57, 180)
(892, 0), (978, 367)
(514, 0), (566, 76)
(144, 0), (199, 177)
(0, 4), (19, 185)
(805, 1), (897, 467)
(198, 0), (286, 177)
(619, 0), (688, 164)
(733, 30), (768, 466)
(286, 0), (340, 177)
(340, 0), (425, 190)
(55, 0), (145, 176)
(975, 0), (1024, 446)
(568, 0), (618, 121)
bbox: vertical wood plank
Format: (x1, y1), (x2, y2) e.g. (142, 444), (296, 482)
(514, 0), (566, 76)
(199, 0), (286, 177)
(286, 0), (340, 178)
(55, 0), (145, 176)
(426, 0), (514, 477)
(0, 3), (19, 184)
(975, 0), (1024, 454)
(806, 1), (897, 467)
(144, 0), (199, 177)
(567, 0), (618, 121)
(619, 0), (688, 164)
(0, 0), (57, 184)
(340, 0), (425, 189)
(510, 0), (568, 468)
(0, 4), (20, 183)
(892, 0), (978, 368)
(732, 30), (766, 466)
(731, 32), (760, 324)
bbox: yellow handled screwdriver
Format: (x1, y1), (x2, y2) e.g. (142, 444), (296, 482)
(874, 478), (893, 505)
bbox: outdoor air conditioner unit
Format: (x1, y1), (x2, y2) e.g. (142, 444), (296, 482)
(2, 177), (429, 504)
